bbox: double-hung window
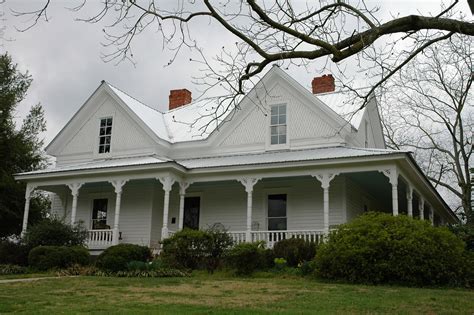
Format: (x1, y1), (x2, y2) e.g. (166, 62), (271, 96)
(98, 117), (113, 154)
(270, 104), (287, 145)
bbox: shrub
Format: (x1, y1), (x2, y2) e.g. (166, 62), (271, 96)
(226, 241), (267, 275)
(161, 228), (233, 272)
(449, 224), (474, 252)
(25, 219), (88, 248)
(0, 238), (30, 266)
(28, 246), (90, 271)
(0, 264), (28, 275)
(273, 238), (317, 267)
(314, 212), (469, 286)
(95, 244), (151, 272)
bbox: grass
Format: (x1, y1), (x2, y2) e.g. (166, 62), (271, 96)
(0, 272), (473, 314)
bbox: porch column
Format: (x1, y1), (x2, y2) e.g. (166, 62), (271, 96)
(380, 168), (399, 216)
(178, 181), (192, 231)
(238, 178), (260, 242)
(158, 176), (176, 239)
(428, 205), (434, 225)
(110, 179), (128, 245)
(313, 173), (338, 234)
(67, 183), (83, 225)
(419, 198), (425, 220)
(21, 184), (36, 238)
(406, 185), (413, 217)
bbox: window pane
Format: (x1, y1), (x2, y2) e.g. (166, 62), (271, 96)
(105, 136), (111, 144)
(106, 127), (112, 135)
(271, 126), (278, 135)
(104, 146), (110, 153)
(92, 199), (108, 229)
(278, 125), (286, 135)
(271, 106), (278, 116)
(98, 146), (104, 153)
(99, 137), (105, 145)
(271, 115), (278, 125)
(268, 194), (286, 217)
(100, 119), (106, 127)
(268, 218), (287, 231)
(106, 118), (113, 126)
(271, 135), (278, 145)
(279, 135), (286, 144)
(279, 114), (286, 124)
(279, 105), (286, 115)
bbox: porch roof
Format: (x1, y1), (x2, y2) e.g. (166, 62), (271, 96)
(16, 146), (405, 177)
(176, 146), (405, 169)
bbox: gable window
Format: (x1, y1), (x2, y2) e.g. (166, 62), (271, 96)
(268, 194), (287, 230)
(92, 199), (108, 229)
(98, 117), (113, 154)
(270, 104), (287, 145)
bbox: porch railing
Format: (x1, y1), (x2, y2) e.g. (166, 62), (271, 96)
(228, 230), (326, 248)
(87, 229), (113, 249)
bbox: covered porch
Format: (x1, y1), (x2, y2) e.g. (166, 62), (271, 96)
(18, 153), (455, 251)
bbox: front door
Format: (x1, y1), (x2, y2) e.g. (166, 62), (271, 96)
(184, 196), (200, 230)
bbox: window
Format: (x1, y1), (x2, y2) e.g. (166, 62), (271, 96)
(268, 194), (287, 230)
(98, 117), (113, 154)
(270, 104), (286, 145)
(92, 199), (108, 229)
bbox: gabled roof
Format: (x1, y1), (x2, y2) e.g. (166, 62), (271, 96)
(105, 67), (373, 144)
(316, 88), (370, 130)
(106, 83), (235, 143)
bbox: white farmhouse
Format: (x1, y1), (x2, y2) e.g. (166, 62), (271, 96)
(15, 66), (457, 252)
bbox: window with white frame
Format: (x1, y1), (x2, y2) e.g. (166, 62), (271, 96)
(268, 194), (287, 230)
(98, 117), (113, 154)
(270, 104), (287, 145)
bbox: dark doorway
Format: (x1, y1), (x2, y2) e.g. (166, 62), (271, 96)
(184, 197), (200, 230)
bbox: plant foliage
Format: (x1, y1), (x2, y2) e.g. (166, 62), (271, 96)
(25, 218), (88, 248)
(28, 245), (90, 271)
(95, 243), (151, 272)
(314, 212), (470, 286)
(273, 238), (317, 267)
(161, 228), (233, 272)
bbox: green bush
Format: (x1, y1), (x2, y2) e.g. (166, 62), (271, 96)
(28, 246), (90, 271)
(449, 224), (474, 252)
(0, 264), (28, 275)
(25, 219), (88, 248)
(314, 212), (469, 286)
(161, 228), (233, 272)
(0, 239), (30, 266)
(226, 241), (267, 275)
(95, 244), (151, 272)
(273, 238), (317, 267)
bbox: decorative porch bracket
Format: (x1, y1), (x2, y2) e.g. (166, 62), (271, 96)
(109, 179), (128, 245)
(158, 176), (177, 239)
(406, 184), (413, 217)
(21, 184), (37, 238)
(379, 168), (399, 216)
(312, 173), (338, 234)
(67, 183), (84, 225)
(238, 177), (261, 242)
(178, 181), (192, 231)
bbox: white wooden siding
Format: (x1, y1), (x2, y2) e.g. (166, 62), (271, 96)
(57, 97), (156, 164)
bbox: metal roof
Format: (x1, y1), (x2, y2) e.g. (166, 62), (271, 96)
(176, 146), (403, 169)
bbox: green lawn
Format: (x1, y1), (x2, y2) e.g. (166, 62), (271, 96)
(0, 273), (472, 314)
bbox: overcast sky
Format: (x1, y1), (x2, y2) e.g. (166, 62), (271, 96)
(1, 0), (469, 144)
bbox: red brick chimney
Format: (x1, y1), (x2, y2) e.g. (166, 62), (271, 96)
(169, 89), (192, 110)
(311, 74), (335, 94)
